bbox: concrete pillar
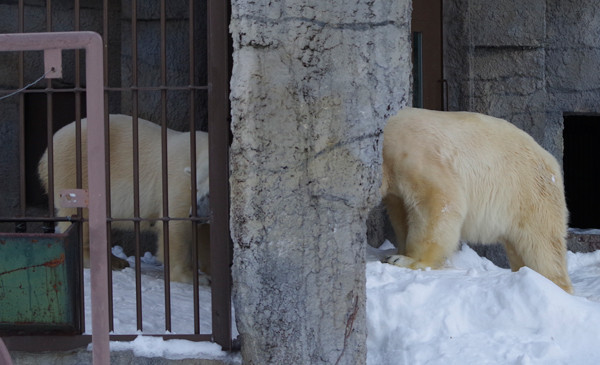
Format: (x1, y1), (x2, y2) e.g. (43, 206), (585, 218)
(229, 0), (411, 363)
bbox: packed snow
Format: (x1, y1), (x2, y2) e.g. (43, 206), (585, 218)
(84, 242), (600, 364)
(83, 247), (241, 364)
(367, 242), (600, 365)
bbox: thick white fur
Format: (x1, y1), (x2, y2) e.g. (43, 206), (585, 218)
(38, 114), (209, 283)
(381, 108), (573, 293)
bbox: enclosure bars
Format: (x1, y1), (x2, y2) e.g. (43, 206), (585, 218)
(101, 0), (116, 335)
(1, 0), (233, 351)
(129, 0), (145, 334)
(159, 0), (173, 331)
(189, 0), (202, 335)
(207, 0), (233, 350)
(0, 31), (109, 364)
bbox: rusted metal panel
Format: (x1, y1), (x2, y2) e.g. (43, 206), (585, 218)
(0, 223), (81, 335)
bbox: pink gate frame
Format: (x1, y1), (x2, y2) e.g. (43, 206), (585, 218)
(0, 31), (109, 364)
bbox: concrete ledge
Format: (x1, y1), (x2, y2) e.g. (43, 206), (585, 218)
(470, 230), (600, 270)
(10, 348), (240, 365)
(567, 230), (600, 253)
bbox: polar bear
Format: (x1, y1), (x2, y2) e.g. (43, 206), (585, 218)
(38, 114), (210, 283)
(381, 108), (573, 293)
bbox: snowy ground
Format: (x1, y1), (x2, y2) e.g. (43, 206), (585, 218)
(83, 247), (241, 363)
(367, 242), (600, 365)
(85, 243), (600, 364)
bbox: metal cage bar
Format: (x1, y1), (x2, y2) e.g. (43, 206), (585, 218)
(207, 0), (233, 350)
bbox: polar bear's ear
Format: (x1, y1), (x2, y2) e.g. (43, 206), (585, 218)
(184, 167), (191, 175)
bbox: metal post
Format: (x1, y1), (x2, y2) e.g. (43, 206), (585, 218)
(0, 31), (109, 365)
(207, 0), (232, 350)
(0, 338), (13, 365)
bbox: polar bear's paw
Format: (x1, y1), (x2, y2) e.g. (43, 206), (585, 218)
(384, 254), (416, 268)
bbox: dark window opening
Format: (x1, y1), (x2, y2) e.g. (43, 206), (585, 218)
(412, 32), (423, 108)
(25, 92), (86, 209)
(563, 114), (600, 229)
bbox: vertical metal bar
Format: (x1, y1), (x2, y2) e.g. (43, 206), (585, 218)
(189, 0), (201, 335)
(207, 0), (232, 350)
(84, 32), (110, 365)
(74, 0), (82, 191)
(17, 0), (26, 223)
(0, 338), (13, 365)
(131, 0), (144, 332)
(74, 0), (88, 335)
(18, 94), (26, 221)
(102, 0), (115, 333)
(160, 0), (172, 332)
(46, 0), (52, 31)
(46, 0), (55, 224)
(440, 0), (445, 111)
(18, 103), (26, 220)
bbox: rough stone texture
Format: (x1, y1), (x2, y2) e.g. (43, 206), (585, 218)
(546, 0), (600, 119)
(442, 0), (600, 261)
(470, 0), (546, 47)
(444, 0), (600, 162)
(229, 0), (411, 363)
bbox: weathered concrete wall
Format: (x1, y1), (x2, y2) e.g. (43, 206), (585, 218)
(444, 0), (600, 161)
(229, 0), (411, 363)
(545, 0), (600, 145)
(444, 0), (553, 154)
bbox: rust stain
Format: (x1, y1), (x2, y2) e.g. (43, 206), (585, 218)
(0, 253), (65, 276)
(43, 254), (65, 268)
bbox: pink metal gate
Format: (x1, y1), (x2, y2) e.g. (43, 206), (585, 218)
(0, 31), (109, 364)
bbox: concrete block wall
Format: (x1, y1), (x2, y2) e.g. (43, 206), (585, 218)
(444, 0), (600, 162)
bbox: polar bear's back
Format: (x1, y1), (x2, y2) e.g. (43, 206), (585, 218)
(383, 107), (566, 244)
(384, 108), (549, 170)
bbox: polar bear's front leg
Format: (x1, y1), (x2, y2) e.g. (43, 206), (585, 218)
(165, 220), (194, 283)
(384, 172), (465, 271)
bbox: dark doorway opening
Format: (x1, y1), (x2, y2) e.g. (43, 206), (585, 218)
(411, 0), (444, 110)
(24, 92), (86, 208)
(563, 113), (600, 229)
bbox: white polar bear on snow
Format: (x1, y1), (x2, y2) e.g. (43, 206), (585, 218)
(38, 114), (210, 283)
(381, 108), (572, 293)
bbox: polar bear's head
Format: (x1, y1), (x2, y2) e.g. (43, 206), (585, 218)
(185, 162), (210, 221)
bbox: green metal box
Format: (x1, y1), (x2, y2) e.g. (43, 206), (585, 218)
(0, 223), (82, 335)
